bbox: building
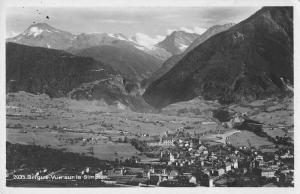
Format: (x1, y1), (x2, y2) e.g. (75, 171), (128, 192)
(255, 155), (264, 166)
(233, 160), (238, 169)
(198, 145), (207, 152)
(255, 155), (264, 161)
(169, 170), (179, 179)
(280, 152), (294, 159)
(189, 176), (197, 184)
(107, 168), (125, 176)
(217, 168), (225, 176)
(147, 137), (176, 147)
(231, 113), (245, 127)
(169, 152), (176, 164)
(261, 168), (276, 178)
(225, 162), (232, 172)
(95, 171), (108, 180)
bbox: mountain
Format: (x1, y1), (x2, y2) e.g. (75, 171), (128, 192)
(7, 23), (165, 82)
(156, 31), (200, 55)
(141, 23), (235, 89)
(71, 40), (163, 82)
(7, 23), (76, 50)
(7, 23), (137, 51)
(141, 46), (172, 61)
(69, 75), (154, 112)
(6, 42), (153, 111)
(143, 7), (293, 108)
(184, 23), (235, 54)
(68, 32), (135, 51)
(129, 35), (172, 61)
(6, 42), (114, 97)
(68, 33), (117, 50)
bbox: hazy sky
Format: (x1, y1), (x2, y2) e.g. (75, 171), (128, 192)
(6, 7), (260, 40)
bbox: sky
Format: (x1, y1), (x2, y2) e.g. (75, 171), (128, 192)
(6, 6), (261, 47)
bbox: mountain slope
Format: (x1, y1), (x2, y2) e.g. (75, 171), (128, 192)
(142, 23), (235, 89)
(142, 46), (172, 61)
(6, 42), (153, 111)
(143, 7), (293, 108)
(6, 42), (115, 97)
(184, 23), (235, 54)
(68, 33), (116, 50)
(68, 32), (138, 51)
(69, 75), (154, 112)
(156, 31), (199, 55)
(71, 40), (163, 82)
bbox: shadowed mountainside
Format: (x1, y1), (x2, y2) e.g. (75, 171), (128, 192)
(6, 42), (153, 112)
(143, 7), (293, 108)
(156, 31), (199, 55)
(71, 40), (163, 82)
(141, 23), (235, 89)
(6, 42), (115, 97)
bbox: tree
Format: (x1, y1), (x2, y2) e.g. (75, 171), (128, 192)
(123, 136), (129, 143)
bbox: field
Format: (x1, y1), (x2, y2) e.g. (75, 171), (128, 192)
(6, 92), (222, 161)
(227, 131), (274, 148)
(6, 92), (293, 161)
(229, 97), (294, 142)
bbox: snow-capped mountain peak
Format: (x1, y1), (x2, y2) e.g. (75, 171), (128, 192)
(155, 30), (199, 55)
(107, 33), (128, 41)
(6, 22), (171, 60)
(24, 26), (44, 37)
(7, 23), (75, 50)
(178, 43), (188, 51)
(21, 23), (62, 37)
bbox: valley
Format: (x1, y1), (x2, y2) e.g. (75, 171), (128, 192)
(5, 6), (294, 187)
(7, 91), (293, 161)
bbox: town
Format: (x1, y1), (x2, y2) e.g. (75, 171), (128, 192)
(7, 118), (294, 187)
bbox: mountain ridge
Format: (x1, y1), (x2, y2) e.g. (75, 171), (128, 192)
(141, 23), (235, 89)
(70, 41), (163, 82)
(156, 31), (200, 55)
(6, 23), (169, 82)
(143, 6), (293, 108)
(6, 42), (153, 111)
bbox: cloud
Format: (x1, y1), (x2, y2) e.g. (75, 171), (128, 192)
(7, 31), (19, 38)
(132, 33), (165, 49)
(167, 29), (176, 35)
(166, 26), (207, 35)
(179, 26), (207, 34)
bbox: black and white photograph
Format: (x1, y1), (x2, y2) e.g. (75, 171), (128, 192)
(1, 0), (298, 192)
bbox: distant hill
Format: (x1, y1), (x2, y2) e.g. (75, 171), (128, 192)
(142, 24), (235, 89)
(143, 7), (293, 108)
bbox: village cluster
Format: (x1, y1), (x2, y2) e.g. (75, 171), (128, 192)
(7, 127), (294, 187)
